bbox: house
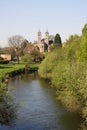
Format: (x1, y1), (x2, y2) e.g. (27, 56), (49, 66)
(23, 44), (35, 54)
(0, 54), (11, 61)
(0, 47), (11, 61)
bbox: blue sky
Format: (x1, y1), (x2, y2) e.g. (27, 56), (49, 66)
(0, 0), (87, 47)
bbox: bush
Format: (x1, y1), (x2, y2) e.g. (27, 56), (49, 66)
(39, 24), (87, 128)
(38, 47), (63, 79)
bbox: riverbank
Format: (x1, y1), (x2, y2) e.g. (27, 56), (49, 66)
(0, 63), (39, 81)
(38, 48), (87, 129)
(0, 63), (25, 79)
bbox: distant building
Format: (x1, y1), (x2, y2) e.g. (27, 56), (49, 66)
(34, 30), (53, 53)
(0, 47), (11, 61)
(0, 54), (11, 61)
(23, 30), (53, 54)
(23, 44), (35, 54)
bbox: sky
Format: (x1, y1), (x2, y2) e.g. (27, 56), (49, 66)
(0, 0), (87, 47)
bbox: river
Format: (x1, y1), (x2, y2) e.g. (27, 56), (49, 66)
(0, 73), (82, 130)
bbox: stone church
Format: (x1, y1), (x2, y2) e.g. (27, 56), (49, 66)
(34, 30), (50, 53)
(23, 30), (53, 54)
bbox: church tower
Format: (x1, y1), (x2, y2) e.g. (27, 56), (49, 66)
(45, 30), (49, 45)
(38, 30), (41, 44)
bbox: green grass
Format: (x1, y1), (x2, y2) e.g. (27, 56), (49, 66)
(0, 62), (40, 79)
(0, 63), (25, 79)
(29, 63), (40, 68)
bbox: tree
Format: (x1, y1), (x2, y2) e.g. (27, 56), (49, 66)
(79, 23), (87, 61)
(64, 34), (81, 63)
(82, 23), (87, 41)
(30, 50), (44, 62)
(54, 33), (62, 47)
(21, 54), (32, 65)
(8, 35), (25, 63)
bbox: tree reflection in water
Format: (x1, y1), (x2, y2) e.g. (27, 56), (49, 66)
(0, 94), (17, 126)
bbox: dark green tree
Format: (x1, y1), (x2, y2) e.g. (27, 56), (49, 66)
(54, 33), (62, 47)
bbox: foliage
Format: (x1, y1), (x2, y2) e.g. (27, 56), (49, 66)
(38, 23), (87, 129)
(38, 47), (63, 79)
(64, 34), (82, 63)
(0, 80), (7, 101)
(79, 23), (87, 61)
(21, 50), (44, 63)
(52, 62), (87, 111)
(21, 54), (32, 68)
(30, 51), (44, 62)
(54, 33), (62, 47)
(0, 79), (17, 125)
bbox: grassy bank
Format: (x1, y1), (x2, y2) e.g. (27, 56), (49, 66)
(0, 63), (25, 79)
(0, 62), (39, 79)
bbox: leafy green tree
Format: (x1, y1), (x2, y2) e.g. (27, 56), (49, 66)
(30, 51), (44, 62)
(21, 54), (32, 66)
(65, 35), (81, 46)
(82, 23), (87, 41)
(54, 33), (62, 47)
(80, 23), (87, 61)
(64, 34), (81, 63)
(38, 47), (63, 79)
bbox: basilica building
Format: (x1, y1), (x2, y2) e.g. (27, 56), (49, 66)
(24, 30), (53, 54)
(34, 30), (51, 53)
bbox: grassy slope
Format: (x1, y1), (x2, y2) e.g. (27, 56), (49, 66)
(0, 63), (25, 79)
(0, 63), (40, 79)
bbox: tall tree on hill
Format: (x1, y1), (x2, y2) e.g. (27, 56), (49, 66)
(8, 35), (25, 63)
(54, 33), (62, 47)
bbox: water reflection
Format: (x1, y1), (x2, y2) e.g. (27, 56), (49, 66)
(0, 95), (17, 126)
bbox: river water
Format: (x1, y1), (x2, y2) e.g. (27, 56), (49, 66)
(0, 73), (82, 130)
